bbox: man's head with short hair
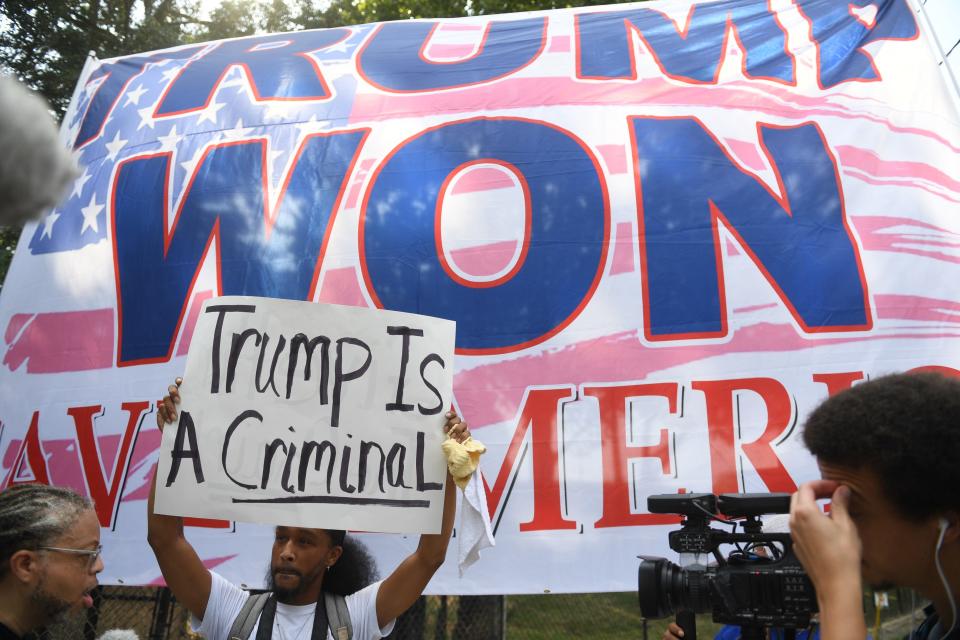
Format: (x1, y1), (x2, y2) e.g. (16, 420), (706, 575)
(801, 371), (960, 595)
(0, 484), (102, 636)
(802, 371), (960, 521)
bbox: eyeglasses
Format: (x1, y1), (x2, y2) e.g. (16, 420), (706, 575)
(38, 544), (103, 570)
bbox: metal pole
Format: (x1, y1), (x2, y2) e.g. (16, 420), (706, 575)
(149, 587), (173, 640)
(911, 0), (960, 117)
(500, 594), (507, 639)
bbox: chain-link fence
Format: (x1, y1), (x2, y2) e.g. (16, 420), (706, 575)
(34, 585), (929, 640)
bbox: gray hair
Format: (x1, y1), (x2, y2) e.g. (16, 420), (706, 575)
(0, 75), (78, 225)
(0, 484), (93, 576)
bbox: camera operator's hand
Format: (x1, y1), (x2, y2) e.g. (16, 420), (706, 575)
(662, 622), (685, 639)
(790, 480), (865, 640)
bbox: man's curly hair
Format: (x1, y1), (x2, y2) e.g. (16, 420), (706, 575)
(324, 533), (379, 596)
(802, 370), (960, 520)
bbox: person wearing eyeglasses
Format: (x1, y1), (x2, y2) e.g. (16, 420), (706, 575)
(0, 484), (104, 639)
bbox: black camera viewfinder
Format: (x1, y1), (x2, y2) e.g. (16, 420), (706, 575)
(716, 492), (791, 517)
(647, 493), (717, 518)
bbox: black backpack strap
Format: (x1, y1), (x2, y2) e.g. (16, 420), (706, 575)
(229, 592), (272, 640)
(324, 592), (352, 640)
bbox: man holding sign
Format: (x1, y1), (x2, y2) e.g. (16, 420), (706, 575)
(146, 297), (476, 639)
(149, 380), (470, 640)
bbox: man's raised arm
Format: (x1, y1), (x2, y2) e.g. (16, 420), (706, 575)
(374, 411), (469, 628)
(147, 379), (213, 620)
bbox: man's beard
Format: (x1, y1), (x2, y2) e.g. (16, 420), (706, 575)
(266, 563), (324, 603)
(29, 578), (77, 630)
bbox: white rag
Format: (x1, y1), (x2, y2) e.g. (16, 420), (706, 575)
(457, 467), (495, 576)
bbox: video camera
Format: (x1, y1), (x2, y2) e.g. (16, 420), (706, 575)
(638, 493), (817, 639)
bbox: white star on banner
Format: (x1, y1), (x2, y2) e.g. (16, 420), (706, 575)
(157, 125), (183, 152)
(263, 101), (302, 121)
(197, 100), (226, 125)
(161, 66), (182, 83)
(326, 37), (353, 54)
(295, 115), (323, 137)
(180, 150), (202, 177)
(41, 211), (61, 239)
(105, 131), (128, 162)
(221, 119), (253, 141)
(125, 84), (148, 106)
(80, 196), (104, 234)
(220, 74), (247, 89)
(71, 168), (92, 199)
(138, 105), (156, 130)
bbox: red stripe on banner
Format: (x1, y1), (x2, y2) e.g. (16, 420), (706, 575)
(854, 215), (960, 262)
(345, 158), (377, 210)
(548, 35), (570, 53)
(176, 291), (215, 356)
(724, 138), (766, 171)
(843, 169), (960, 204)
(449, 166), (516, 193)
(427, 44), (479, 59)
(874, 294), (960, 324)
(4, 314), (32, 343)
(317, 266), (368, 307)
(448, 241), (520, 277)
(596, 144), (628, 175)
(609, 222), (636, 275)
(3, 309), (114, 373)
(837, 145), (960, 194)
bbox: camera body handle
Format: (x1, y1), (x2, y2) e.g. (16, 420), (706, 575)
(676, 610), (697, 640)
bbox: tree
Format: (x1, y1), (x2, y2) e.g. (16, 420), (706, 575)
(0, 1), (199, 118)
(261, 0), (294, 34)
(193, 0), (259, 41)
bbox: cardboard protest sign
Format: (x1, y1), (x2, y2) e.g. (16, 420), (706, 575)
(154, 296), (455, 533)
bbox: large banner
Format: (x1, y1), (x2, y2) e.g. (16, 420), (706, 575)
(1, 0), (959, 594)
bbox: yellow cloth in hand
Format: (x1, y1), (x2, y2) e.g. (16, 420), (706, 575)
(442, 436), (486, 490)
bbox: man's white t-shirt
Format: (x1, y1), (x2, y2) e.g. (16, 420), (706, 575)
(192, 571), (396, 640)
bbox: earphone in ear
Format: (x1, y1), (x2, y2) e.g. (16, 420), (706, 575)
(940, 517), (951, 535)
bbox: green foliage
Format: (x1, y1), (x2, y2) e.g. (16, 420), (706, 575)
(194, 0), (258, 41)
(504, 592), (724, 640)
(261, 0), (294, 33)
(470, 0), (626, 14)
(0, 225), (23, 292)
(0, 1), (198, 118)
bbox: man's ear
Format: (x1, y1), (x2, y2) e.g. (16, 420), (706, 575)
(327, 544), (344, 568)
(8, 549), (42, 585)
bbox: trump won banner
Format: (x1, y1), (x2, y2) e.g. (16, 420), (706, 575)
(1, 0), (959, 593)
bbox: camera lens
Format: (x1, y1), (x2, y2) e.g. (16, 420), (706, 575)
(638, 557), (671, 618)
(638, 557), (712, 618)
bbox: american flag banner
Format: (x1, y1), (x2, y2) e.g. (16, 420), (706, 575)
(1, 0), (959, 593)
